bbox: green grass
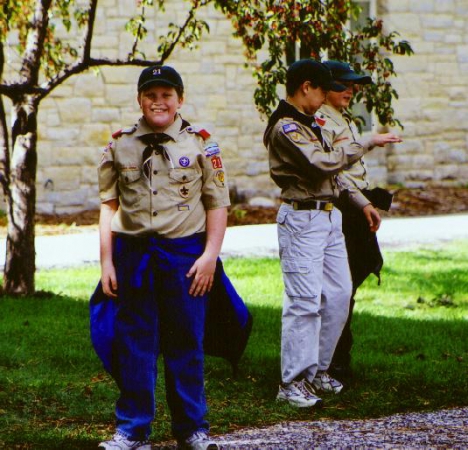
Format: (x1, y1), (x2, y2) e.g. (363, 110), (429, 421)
(0, 242), (467, 449)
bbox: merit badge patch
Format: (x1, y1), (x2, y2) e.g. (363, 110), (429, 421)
(214, 170), (225, 187)
(178, 204), (190, 211)
(211, 155), (223, 169)
(204, 143), (220, 157)
(179, 156), (190, 167)
(282, 123), (299, 134)
(179, 185), (189, 198)
(289, 132), (301, 142)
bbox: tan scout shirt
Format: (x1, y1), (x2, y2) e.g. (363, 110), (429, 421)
(265, 104), (373, 204)
(98, 114), (230, 238)
(317, 104), (372, 209)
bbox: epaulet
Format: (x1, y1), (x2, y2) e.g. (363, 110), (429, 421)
(315, 116), (327, 127)
(112, 125), (137, 139)
(186, 125), (211, 140)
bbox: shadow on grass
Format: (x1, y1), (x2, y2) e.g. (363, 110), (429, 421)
(0, 296), (466, 448)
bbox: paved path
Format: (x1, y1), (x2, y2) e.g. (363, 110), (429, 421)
(1, 213), (468, 269)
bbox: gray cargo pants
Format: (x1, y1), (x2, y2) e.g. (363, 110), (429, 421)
(277, 203), (352, 384)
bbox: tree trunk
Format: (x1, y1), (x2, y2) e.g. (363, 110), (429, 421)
(3, 96), (38, 295)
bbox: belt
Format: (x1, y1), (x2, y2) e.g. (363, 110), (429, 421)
(284, 199), (334, 211)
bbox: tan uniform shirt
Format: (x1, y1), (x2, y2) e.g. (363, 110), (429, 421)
(265, 106), (373, 204)
(317, 104), (372, 209)
(98, 114), (230, 238)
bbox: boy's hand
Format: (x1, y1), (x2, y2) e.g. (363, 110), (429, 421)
(101, 262), (118, 298)
(187, 253), (217, 297)
(362, 204), (381, 232)
(372, 133), (402, 147)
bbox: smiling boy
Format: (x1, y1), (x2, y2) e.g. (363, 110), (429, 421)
(97, 65), (228, 450)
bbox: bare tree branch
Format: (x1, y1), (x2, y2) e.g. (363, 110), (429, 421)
(0, 41), (11, 196)
(20, 0), (53, 85)
(82, 0), (98, 62)
(160, 0), (212, 62)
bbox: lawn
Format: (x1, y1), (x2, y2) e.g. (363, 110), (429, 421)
(0, 242), (467, 449)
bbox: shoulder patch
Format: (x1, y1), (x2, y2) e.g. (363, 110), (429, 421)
(187, 125), (211, 140)
(282, 123), (299, 134)
(204, 142), (220, 157)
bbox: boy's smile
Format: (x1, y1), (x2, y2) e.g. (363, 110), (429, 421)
(138, 85), (183, 132)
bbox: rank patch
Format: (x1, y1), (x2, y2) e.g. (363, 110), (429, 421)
(178, 204), (190, 211)
(179, 185), (190, 198)
(204, 143), (220, 157)
(211, 155), (223, 169)
(282, 123), (298, 134)
(179, 156), (190, 167)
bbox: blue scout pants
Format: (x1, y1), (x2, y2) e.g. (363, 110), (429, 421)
(111, 233), (209, 441)
(276, 203), (352, 384)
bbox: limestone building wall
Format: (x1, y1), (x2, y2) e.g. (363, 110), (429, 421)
(2, 0), (468, 214)
(382, 0), (468, 187)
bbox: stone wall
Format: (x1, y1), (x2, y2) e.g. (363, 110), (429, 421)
(381, 0), (468, 187)
(3, 0), (467, 214)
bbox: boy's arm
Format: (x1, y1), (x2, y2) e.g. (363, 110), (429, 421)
(187, 207), (227, 297)
(99, 199), (119, 298)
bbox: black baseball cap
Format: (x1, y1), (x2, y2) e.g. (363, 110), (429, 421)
(286, 59), (347, 93)
(137, 65), (184, 92)
(323, 60), (372, 84)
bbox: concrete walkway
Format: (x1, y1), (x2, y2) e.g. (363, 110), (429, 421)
(1, 213), (467, 269)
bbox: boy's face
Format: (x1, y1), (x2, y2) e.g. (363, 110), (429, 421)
(326, 82), (355, 111)
(138, 85), (183, 131)
(301, 81), (328, 115)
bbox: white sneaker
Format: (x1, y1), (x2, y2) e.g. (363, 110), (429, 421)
(276, 378), (323, 407)
(311, 371), (343, 394)
(98, 432), (152, 450)
(178, 430), (218, 450)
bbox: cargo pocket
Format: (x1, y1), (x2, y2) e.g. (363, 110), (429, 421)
(281, 258), (316, 298)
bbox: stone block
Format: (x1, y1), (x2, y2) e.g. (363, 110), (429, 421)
(45, 127), (81, 144)
(245, 161), (269, 177)
(80, 124), (112, 147)
(74, 72), (106, 98)
(105, 84), (137, 106)
(40, 167), (82, 191)
(421, 15), (454, 28)
(434, 164), (459, 180)
(57, 98), (92, 123)
(92, 108), (121, 123)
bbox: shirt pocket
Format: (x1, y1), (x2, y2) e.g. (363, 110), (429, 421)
(118, 168), (143, 205)
(169, 168), (202, 201)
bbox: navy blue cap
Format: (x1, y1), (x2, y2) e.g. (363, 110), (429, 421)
(138, 65), (184, 92)
(287, 59), (347, 92)
(323, 60), (372, 84)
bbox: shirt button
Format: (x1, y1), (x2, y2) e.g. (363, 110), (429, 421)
(153, 170), (158, 175)
(152, 211), (158, 217)
(152, 190), (157, 195)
